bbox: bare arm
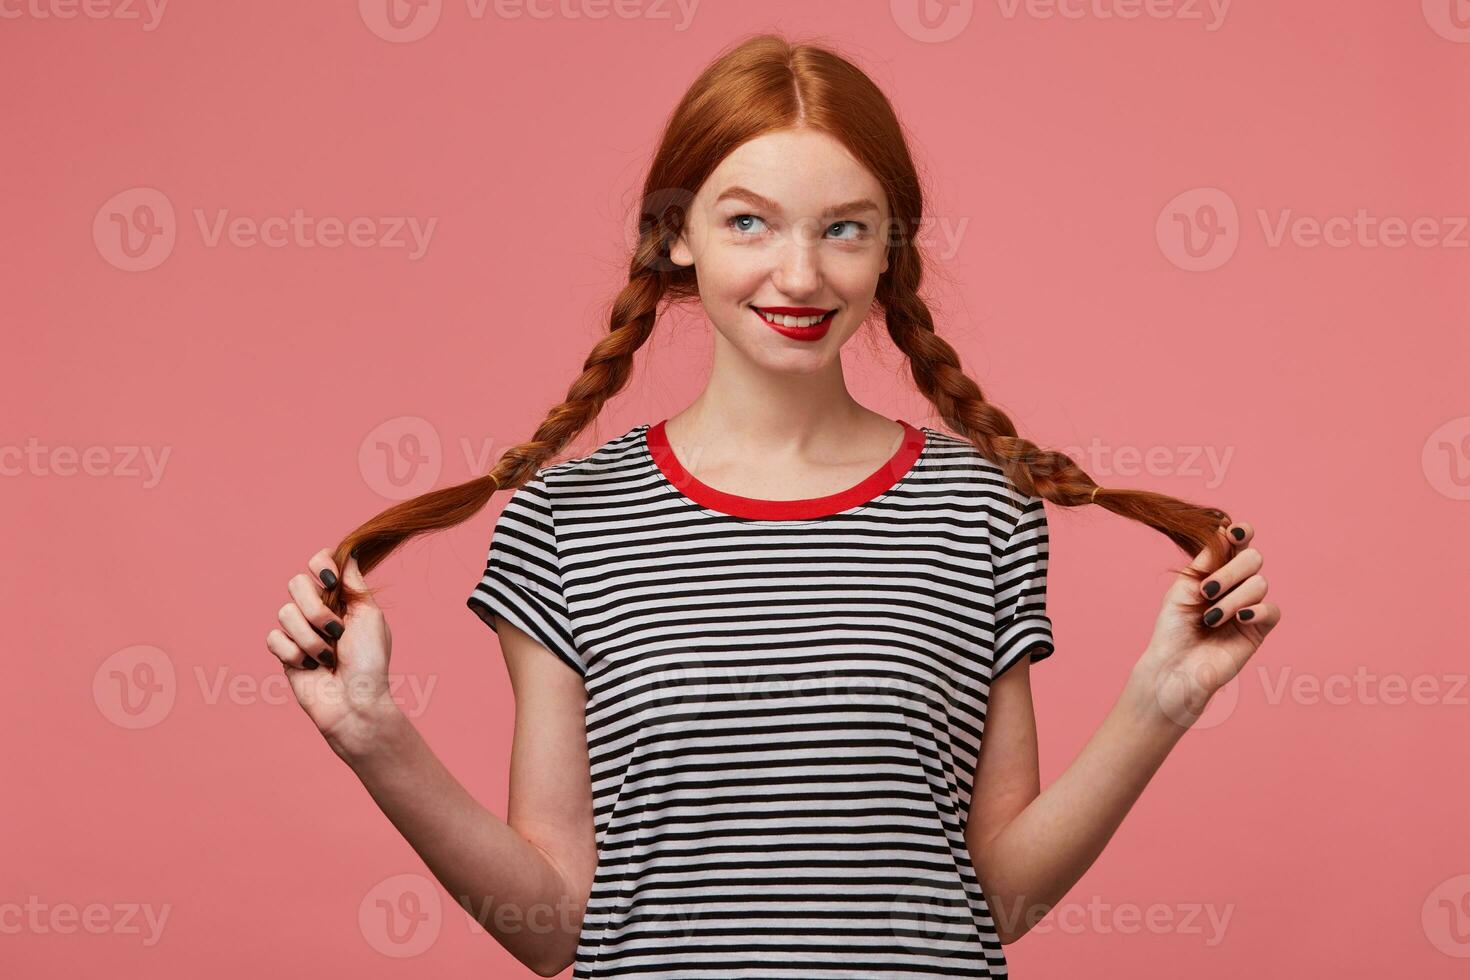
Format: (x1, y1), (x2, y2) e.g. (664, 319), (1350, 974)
(964, 521), (1279, 944)
(333, 618), (596, 977)
(965, 658), (1186, 943)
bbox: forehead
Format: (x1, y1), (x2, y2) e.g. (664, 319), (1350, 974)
(699, 128), (888, 217)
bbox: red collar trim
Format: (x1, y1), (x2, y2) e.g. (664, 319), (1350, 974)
(646, 419), (926, 520)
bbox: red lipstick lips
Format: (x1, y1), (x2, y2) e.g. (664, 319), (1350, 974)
(750, 304), (837, 342)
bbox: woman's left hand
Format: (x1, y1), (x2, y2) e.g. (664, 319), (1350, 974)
(1129, 521), (1282, 728)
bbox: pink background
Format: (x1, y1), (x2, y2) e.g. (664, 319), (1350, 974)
(4, 1), (1467, 976)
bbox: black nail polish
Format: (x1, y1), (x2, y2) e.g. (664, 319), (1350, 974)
(1231, 527), (1245, 541)
(1203, 580), (1220, 598)
(319, 568), (338, 589)
(317, 649), (336, 668)
(324, 620), (344, 640)
(1203, 608), (1223, 626)
(303, 655), (319, 669)
(1237, 608), (1255, 621)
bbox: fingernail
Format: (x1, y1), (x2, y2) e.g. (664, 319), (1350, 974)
(319, 568), (338, 589)
(323, 620), (344, 640)
(1203, 580), (1220, 598)
(318, 649), (336, 668)
(303, 655), (319, 670)
(1237, 609), (1255, 621)
(1231, 527), (1245, 541)
(1203, 608), (1223, 626)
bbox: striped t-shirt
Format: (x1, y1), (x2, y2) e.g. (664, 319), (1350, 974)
(467, 418), (1055, 978)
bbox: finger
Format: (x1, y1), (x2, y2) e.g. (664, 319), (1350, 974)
(266, 627), (318, 670)
(1202, 573), (1268, 627)
(1232, 600), (1281, 634)
(1200, 546), (1264, 602)
(1224, 520), (1251, 549)
(287, 573), (345, 666)
(277, 601), (335, 667)
(308, 548), (340, 591)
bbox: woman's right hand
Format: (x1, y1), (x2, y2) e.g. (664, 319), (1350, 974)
(265, 549), (397, 762)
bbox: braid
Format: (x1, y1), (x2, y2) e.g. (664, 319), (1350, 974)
(880, 280), (1231, 577)
(325, 268), (666, 616)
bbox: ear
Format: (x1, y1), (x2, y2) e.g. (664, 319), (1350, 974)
(668, 232), (693, 268)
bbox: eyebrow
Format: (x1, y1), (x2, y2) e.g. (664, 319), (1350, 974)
(713, 185), (881, 219)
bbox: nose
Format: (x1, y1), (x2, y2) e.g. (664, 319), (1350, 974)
(770, 232), (822, 298)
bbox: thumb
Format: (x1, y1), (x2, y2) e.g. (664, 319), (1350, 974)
(1184, 523), (1232, 577)
(342, 552), (369, 592)
(338, 552), (379, 616)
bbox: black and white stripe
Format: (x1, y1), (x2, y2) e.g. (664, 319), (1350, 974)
(468, 422), (1054, 978)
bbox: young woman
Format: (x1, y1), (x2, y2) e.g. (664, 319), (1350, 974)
(266, 33), (1279, 978)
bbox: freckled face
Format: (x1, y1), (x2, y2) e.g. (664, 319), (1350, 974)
(668, 128), (891, 373)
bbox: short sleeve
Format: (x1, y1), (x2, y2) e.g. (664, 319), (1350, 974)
(990, 492), (1056, 681)
(466, 475), (587, 677)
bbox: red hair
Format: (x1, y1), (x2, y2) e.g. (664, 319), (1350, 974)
(324, 31), (1229, 615)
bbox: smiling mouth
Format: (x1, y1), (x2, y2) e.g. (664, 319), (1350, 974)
(749, 305), (837, 328)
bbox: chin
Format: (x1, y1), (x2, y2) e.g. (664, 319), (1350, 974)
(751, 344), (837, 375)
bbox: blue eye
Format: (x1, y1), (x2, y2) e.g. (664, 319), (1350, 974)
(729, 214), (767, 235)
(726, 215), (869, 240)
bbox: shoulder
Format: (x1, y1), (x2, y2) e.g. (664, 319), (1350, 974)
(524, 422), (652, 501)
(918, 426), (1044, 529)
